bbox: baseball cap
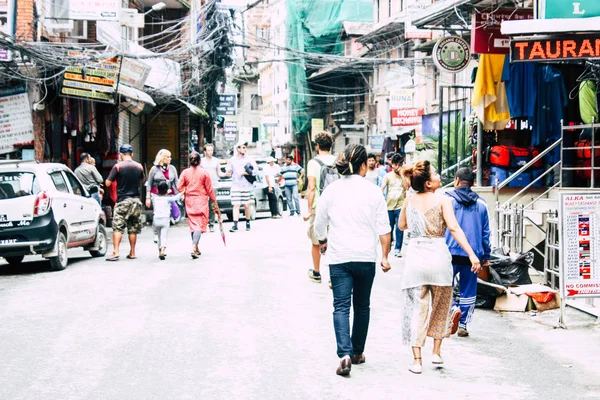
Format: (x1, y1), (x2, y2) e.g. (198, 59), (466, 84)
(265, 156), (276, 163)
(236, 141), (248, 149)
(119, 144), (133, 154)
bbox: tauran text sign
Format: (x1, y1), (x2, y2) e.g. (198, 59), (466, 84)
(511, 35), (600, 62)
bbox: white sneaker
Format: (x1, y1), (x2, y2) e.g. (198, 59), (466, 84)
(153, 234), (158, 243)
(432, 354), (444, 365)
(409, 363), (422, 374)
(394, 249), (402, 258)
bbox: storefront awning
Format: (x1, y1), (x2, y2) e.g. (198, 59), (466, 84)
(411, 0), (519, 30)
(178, 99), (209, 119)
(118, 84), (156, 107)
(501, 17), (600, 36)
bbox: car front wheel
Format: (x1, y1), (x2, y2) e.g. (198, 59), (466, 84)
(48, 232), (68, 271)
(4, 256), (24, 266)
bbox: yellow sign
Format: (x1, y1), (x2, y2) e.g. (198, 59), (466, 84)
(61, 87), (113, 102)
(311, 118), (324, 142)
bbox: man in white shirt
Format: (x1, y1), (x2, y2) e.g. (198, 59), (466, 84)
(314, 144), (391, 377)
(201, 143), (225, 232)
(364, 153), (379, 185)
(262, 157), (282, 219)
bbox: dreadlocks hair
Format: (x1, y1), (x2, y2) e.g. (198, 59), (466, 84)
(336, 144), (368, 176)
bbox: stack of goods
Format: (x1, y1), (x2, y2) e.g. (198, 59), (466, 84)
(488, 145), (544, 187)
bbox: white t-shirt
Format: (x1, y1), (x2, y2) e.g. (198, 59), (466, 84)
(314, 175), (390, 264)
(201, 156), (220, 185)
(262, 163), (280, 186)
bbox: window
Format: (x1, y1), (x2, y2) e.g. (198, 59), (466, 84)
(70, 20), (88, 39)
(0, 172), (37, 199)
(257, 27), (270, 40)
(359, 94), (365, 112)
(50, 172), (69, 193)
(64, 171), (84, 196)
(389, 0), (392, 18)
(251, 94), (263, 110)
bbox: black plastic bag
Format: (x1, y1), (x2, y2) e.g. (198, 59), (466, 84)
(490, 252), (533, 287)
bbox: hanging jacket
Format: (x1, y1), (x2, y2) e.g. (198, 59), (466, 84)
(444, 186), (491, 262)
(579, 80), (598, 125)
(532, 65), (567, 148)
(472, 54), (511, 130)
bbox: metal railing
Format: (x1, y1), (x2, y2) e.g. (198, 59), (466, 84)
(441, 155), (472, 177)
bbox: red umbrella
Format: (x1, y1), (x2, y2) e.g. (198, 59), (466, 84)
(218, 219), (226, 246)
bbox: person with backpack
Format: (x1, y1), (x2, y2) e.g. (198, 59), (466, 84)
(304, 131), (338, 283)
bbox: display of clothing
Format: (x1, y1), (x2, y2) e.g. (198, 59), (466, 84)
(579, 80), (598, 124)
(532, 65), (567, 153)
(472, 54), (511, 130)
(501, 57), (537, 119)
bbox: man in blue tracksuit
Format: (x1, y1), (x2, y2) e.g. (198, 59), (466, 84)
(444, 168), (491, 337)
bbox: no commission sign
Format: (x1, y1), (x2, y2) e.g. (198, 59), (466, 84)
(390, 108), (424, 126)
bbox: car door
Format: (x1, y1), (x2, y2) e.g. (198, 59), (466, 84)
(253, 171), (269, 211)
(47, 170), (74, 237)
(62, 170), (97, 243)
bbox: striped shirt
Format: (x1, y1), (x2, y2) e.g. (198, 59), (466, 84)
(280, 163), (304, 186)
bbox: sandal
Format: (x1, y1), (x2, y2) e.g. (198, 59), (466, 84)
(126, 255), (137, 260)
(105, 255), (119, 262)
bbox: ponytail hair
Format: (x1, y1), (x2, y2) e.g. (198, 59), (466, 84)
(189, 152), (201, 167)
(402, 160), (432, 193)
(335, 144), (368, 176)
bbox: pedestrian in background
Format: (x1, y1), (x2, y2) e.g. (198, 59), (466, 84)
(377, 152), (395, 187)
(314, 144), (391, 377)
(178, 152), (219, 259)
(305, 131), (337, 283)
(105, 144), (145, 261)
(145, 149), (179, 242)
(445, 168), (491, 337)
(201, 143), (226, 232)
(151, 181), (182, 260)
(381, 153), (408, 257)
(263, 157), (283, 219)
(364, 153), (379, 185)
(398, 160), (480, 374)
(226, 141), (257, 232)
(281, 154), (304, 216)
(75, 152), (103, 206)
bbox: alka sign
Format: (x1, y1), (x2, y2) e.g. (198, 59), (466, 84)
(511, 35), (600, 62)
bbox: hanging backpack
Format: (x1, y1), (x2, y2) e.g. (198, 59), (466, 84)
(315, 158), (340, 194)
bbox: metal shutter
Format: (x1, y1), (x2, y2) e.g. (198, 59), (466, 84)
(118, 110), (130, 151)
(129, 113), (142, 163)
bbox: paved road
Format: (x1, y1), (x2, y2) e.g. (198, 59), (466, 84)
(1, 212), (599, 400)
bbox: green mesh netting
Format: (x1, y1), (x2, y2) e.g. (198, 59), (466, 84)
(286, 0), (372, 136)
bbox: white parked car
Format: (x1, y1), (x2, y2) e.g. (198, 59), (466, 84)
(0, 161), (108, 270)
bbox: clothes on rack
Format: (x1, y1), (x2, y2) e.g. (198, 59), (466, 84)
(579, 80), (598, 124)
(501, 57), (537, 119)
(472, 54), (511, 131)
(532, 65), (567, 149)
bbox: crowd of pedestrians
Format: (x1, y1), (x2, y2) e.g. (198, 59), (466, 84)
(96, 132), (489, 378)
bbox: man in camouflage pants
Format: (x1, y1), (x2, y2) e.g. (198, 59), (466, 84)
(105, 144), (146, 261)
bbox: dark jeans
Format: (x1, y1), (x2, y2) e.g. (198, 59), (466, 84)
(284, 185), (300, 214)
(387, 209), (404, 251)
(265, 188), (280, 216)
(330, 262), (376, 358)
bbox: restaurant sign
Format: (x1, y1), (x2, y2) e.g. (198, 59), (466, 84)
(511, 35), (600, 62)
(541, 0), (600, 19)
(471, 8), (533, 54)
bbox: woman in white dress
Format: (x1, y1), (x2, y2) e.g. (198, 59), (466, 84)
(398, 160), (481, 374)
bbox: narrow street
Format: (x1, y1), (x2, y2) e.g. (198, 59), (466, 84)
(0, 212), (599, 400)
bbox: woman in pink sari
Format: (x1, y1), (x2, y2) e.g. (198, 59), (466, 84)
(177, 152), (220, 258)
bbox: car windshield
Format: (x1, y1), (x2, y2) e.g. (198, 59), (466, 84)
(0, 172), (38, 199)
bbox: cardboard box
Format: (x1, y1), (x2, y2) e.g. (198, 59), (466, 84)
(493, 284), (560, 312)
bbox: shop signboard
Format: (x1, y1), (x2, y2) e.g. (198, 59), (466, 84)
(390, 108), (424, 126)
(0, 86), (34, 155)
(60, 60), (119, 104)
(432, 36), (471, 73)
(510, 35), (600, 62)
(69, 0), (120, 21)
(217, 94), (237, 116)
(541, 0), (600, 19)
(471, 8), (533, 54)
(224, 121), (237, 142)
(405, 0), (432, 40)
(369, 135), (384, 151)
(559, 192), (600, 299)
(311, 118), (324, 141)
(119, 58), (151, 89)
(390, 89), (413, 109)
